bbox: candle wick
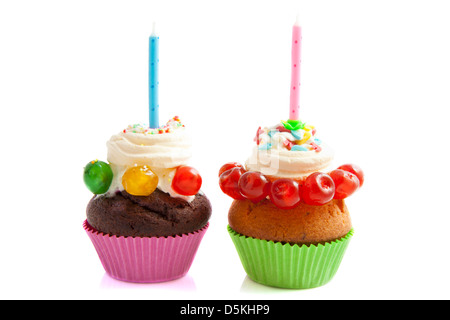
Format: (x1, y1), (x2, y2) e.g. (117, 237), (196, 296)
(294, 14), (300, 26)
(151, 22), (157, 36)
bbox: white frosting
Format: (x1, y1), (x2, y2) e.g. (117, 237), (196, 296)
(105, 123), (195, 202)
(246, 122), (334, 178)
(107, 129), (191, 168)
(246, 143), (334, 178)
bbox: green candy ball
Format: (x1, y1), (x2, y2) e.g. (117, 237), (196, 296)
(83, 160), (113, 194)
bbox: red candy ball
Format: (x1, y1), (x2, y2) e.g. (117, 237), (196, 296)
(301, 172), (335, 205)
(269, 179), (301, 209)
(172, 165), (202, 196)
(218, 162), (244, 177)
(329, 169), (360, 199)
(219, 167), (245, 200)
(337, 164), (364, 187)
(238, 171), (271, 203)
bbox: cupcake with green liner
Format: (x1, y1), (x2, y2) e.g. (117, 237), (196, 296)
(228, 226), (354, 289)
(218, 19), (363, 289)
(219, 119), (363, 289)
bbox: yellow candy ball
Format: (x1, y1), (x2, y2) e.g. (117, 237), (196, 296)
(122, 165), (159, 196)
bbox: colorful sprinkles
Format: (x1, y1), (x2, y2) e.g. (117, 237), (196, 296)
(122, 116), (185, 135)
(254, 120), (322, 152)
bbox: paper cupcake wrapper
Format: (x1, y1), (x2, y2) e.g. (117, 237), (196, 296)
(228, 225), (353, 289)
(84, 220), (208, 283)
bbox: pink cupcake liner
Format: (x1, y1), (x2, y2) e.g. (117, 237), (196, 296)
(83, 220), (209, 283)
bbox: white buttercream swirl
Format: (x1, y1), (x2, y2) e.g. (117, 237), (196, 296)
(246, 143), (334, 178)
(107, 129), (191, 168)
(245, 122), (334, 178)
(105, 122), (194, 201)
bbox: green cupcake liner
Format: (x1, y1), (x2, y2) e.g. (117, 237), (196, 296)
(228, 225), (354, 289)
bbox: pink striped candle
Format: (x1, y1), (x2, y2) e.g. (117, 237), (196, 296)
(289, 17), (302, 120)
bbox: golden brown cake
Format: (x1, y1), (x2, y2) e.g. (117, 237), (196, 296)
(228, 198), (351, 245)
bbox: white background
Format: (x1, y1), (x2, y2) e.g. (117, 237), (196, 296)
(1, 0), (449, 300)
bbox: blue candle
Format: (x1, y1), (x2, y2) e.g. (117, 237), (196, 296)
(149, 24), (159, 128)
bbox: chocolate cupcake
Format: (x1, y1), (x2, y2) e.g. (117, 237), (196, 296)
(87, 189), (211, 238)
(83, 117), (211, 283)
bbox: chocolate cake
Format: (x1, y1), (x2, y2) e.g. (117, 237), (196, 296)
(87, 188), (212, 237)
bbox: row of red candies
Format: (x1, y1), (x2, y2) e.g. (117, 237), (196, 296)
(218, 162), (364, 209)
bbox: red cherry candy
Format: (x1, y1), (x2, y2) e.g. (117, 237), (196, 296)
(301, 172), (335, 205)
(269, 179), (301, 209)
(219, 167), (245, 200)
(218, 162), (244, 177)
(238, 171), (271, 203)
(329, 169), (360, 199)
(337, 164), (364, 187)
(172, 166), (202, 196)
